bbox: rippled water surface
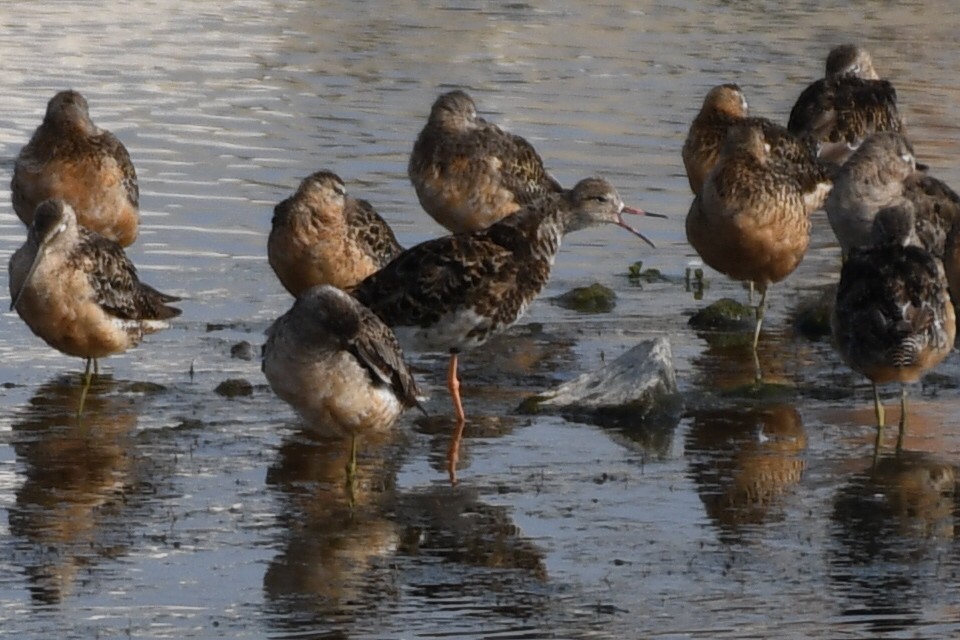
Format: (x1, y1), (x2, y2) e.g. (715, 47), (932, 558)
(2, 1), (960, 638)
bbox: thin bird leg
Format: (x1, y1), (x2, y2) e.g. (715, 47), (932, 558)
(446, 352), (466, 485)
(896, 385), (908, 452)
(447, 353), (466, 423)
(94, 358), (100, 375)
(345, 434), (358, 506)
(873, 382), (885, 428)
(447, 420), (466, 487)
(77, 357), (94, 418)
(748, 280), (755, 305)
(872, 383), (886, 466)
(752, 287), (768, 352)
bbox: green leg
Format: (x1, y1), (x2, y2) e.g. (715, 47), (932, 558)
(345, 434), (358, 506)
(752, 287), (768, 352)
(77, 358), (94, 419)
(896, 385), (908, 452)
(871, 383), (885, 464)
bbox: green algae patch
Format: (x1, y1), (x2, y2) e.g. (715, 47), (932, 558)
(553, 283), (617, 314)
(688, 297), (754, 331)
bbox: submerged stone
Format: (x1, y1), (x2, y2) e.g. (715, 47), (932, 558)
(520, 337), (681, 425)
(790, 284), (836, 340)
(215, 378), (253, 398)
(230, 340), (256, 360)
(553, 282), (617, 314)
(688, 297), (754, 331)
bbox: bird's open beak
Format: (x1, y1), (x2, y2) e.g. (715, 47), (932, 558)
(617, 205), (666, 249)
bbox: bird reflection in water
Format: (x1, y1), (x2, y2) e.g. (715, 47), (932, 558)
(263, 428), (401, 628)
(8, 373), (144, 604)
(830, 451), (956, 634)
(263, 429), (550, 634)
(686, 404), (807, 539)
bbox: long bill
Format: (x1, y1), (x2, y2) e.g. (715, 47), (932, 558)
(10, 248), (45, 312)
(617, 205), (667, 249)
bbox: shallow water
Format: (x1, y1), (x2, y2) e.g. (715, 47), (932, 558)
(1, 1), (960, 638)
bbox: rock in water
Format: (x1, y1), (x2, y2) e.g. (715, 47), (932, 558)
(520, 337), (680, 424)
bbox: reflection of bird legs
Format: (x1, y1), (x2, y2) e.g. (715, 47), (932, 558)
(896, 385), (907, 453)
(77, 357), (97, 418)
(872, 383), (886, 466)
(447, 419), (465, 486)
(345, 434), (359, 507)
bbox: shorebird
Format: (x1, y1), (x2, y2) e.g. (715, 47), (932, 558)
(9, 200), (181, 415)
(686, 123), (811, 360)
(683, 83), (831, 210)
(825, 132), (960, 260)
(788, 44), (903, 167)
(353, 177), (661, 426)
(11, 90), (140, 247)
(408, 89), (563, 233)
(832, 204), (955, 453)
(268, 170), (403, 296)
(262, 284), (422, 478)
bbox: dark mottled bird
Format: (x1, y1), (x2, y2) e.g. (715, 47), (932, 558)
(788, 44), (903, 167)
(353, 177), (661, 427)
(262, 284), (421, 476)
(408, 89), (563, 233)
(9, 200), (180, 414)
(686, 123), (811, 354)
(268, 171), (403, 295)
(12, 90), (140, 247)
(832, 203), (955, 453)
(683, 83), (831, 210)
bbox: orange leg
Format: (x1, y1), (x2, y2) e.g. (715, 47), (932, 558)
(447, 353), (466, 423)
(447, 420), (466, 486)
(446, 353), (466, 485)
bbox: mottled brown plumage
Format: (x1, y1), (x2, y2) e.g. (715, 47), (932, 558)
(682, 83), (830, 210)
(353, 177), (659, 424)
(268, 170), (403, 295)
(9, 200), (179, 414)
(12, 90), (140, 247)
(686, 123), (811, 352)
(825, 132), (960, 260)
(832, 204), (955, 450)
(9, 199), (179, 361)
(788, 45), (903, 166)
(263, 284), (420, 435)
(408, 89), (563, 233)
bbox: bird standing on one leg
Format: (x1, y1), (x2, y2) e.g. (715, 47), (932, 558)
(9, 200), (181, 415)
(262, 284), (422, 488)
(686, 123), (811, 374)
(352, 177), (662, 481)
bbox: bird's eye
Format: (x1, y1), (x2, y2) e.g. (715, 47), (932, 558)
(593, 195), (610, 203)
(851, 64), (861, 74)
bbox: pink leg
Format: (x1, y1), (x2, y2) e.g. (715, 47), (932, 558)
(447, 353), (466, 423)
